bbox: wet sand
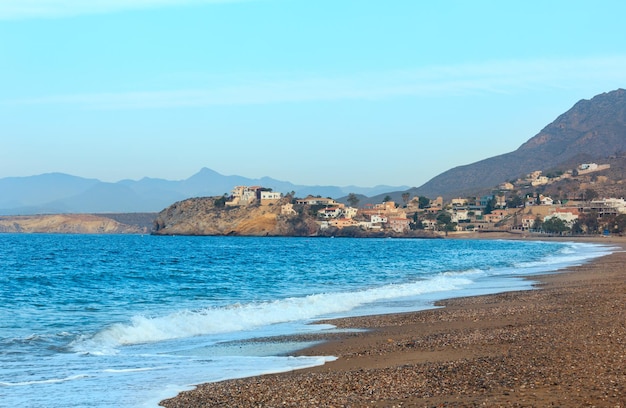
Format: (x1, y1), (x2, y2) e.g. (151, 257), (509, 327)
(161, 237), (626, 407)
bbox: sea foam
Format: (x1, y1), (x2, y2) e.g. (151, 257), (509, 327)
(71, 275), (472, 352)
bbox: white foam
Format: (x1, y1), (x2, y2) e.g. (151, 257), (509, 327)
(102, 367), (161, 374)
(71, 275), (472, 352)
(514, 241), (614, 271)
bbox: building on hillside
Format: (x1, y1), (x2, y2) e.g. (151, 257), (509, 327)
(586, 198), (626, 217)
(318, 206), (344, 219)
(388, 217), (410, 233)
(531, 176), (549, 186)
(525, 195), (537, 207)
(577, 163), (610, 175)
(430, 196), (444, 209)
(483, 213), (504, 224)
(540, 195), (554, 206)
(370, 214), (388, 224)
(421, 219), (438, 230)
(281, 203), (297, 216)
(451, 209), (469, 223)
(296, 196), (338, 206)
(544, 211), (578, 226)
(227, 185), (263, 206)
(260, 191), (282, 205)
(450, 198), (468, 207)
(495, 195), (507, 208)
(260, 191), (282, 200)
(342, 207), (358, 219)
(521, 215), (537, 230)
(479, 195), (494, 207)
(227, 186), (281, 206)
(361, 201), (400, 217)
(323, 218), (359, 229)
(579, 163), (598, 171)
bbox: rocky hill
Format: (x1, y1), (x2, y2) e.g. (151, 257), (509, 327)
(153, 197), (320, 236)
(411, 89), (626, 199)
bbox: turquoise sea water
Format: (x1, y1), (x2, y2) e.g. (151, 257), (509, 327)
(0, 235), (615, 407)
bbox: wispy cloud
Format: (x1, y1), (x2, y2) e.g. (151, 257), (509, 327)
(8, 56), (626, 109)
(0, 0), (244, 20)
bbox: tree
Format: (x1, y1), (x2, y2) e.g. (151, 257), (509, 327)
(583, 188), (598, 201)
(346, 193), (360, 208)
(434, 211), (455, 235)
(418, 196), (430, 209)
(506, 194), (523, 208)
(613, 214), (626, 234)
(542, 217), (570, 234)
(436, 212), (452, 225)
(532, 215), (543, 231)
(410, 212), (424, 230)
(572, 211), (600, 234)
(436, 211), (452, 232)
(383, 195), (392, 203)
(401, 193), (410, 207)
(484, 197), (497, 215)
(214, 195), (228, 208)
(572, 219), (585, 235)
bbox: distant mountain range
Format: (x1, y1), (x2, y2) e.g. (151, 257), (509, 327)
(0, 169), (408, 215)
(3, 88), (625, 215)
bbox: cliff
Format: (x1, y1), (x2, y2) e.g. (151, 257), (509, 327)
(0, 214), (148, 234)
(152, 197), (320, 236)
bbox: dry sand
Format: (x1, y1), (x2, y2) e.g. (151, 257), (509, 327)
(161, 237), (626, 407)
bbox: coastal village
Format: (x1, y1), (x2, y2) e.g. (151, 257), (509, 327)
(224, 162), (626, 236)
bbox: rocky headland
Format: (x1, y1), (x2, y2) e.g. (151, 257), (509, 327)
(0, 213), (150, 234)
(152, 197), (320, 236)
(152, 196), (435, 238)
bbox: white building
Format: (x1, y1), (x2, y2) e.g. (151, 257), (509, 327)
(260, 191), (282, 200)
(544, 212), (578, 226)
(370, 214), (388, 224)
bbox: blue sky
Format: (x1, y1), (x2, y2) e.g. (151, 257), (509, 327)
(2, 0), (626, 188)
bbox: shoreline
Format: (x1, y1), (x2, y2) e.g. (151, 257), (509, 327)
(161, 238), (626, 407)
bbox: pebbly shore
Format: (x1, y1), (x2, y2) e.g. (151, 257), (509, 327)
(161, 238), (626, 407)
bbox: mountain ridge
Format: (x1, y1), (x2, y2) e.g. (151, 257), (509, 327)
(0, 169), (409, 215)
(407, 88), (626, 199)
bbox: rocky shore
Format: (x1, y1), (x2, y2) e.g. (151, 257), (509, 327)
(161, 239), (626, 407)
(0, 213), (150, 234)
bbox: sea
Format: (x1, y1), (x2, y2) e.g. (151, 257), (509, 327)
(0, 234), (616, 408)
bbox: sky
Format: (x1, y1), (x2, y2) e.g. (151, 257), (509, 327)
(2, 0), (626, 188)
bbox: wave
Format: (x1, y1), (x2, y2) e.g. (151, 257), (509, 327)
(0, 374), (89, 387)
(514, 241), (615, 271)
(70, 275), (472, 352)
(68, 241), (615, 354)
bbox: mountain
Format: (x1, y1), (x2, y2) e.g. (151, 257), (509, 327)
(4, 89), (624, 214)
(0, 169), (408, 215)
(410, 88), (626, 199)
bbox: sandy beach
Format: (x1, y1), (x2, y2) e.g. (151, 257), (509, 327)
(161, 237), (626, 407)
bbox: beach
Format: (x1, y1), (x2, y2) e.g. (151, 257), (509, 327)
(161, 237), (626, 407)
